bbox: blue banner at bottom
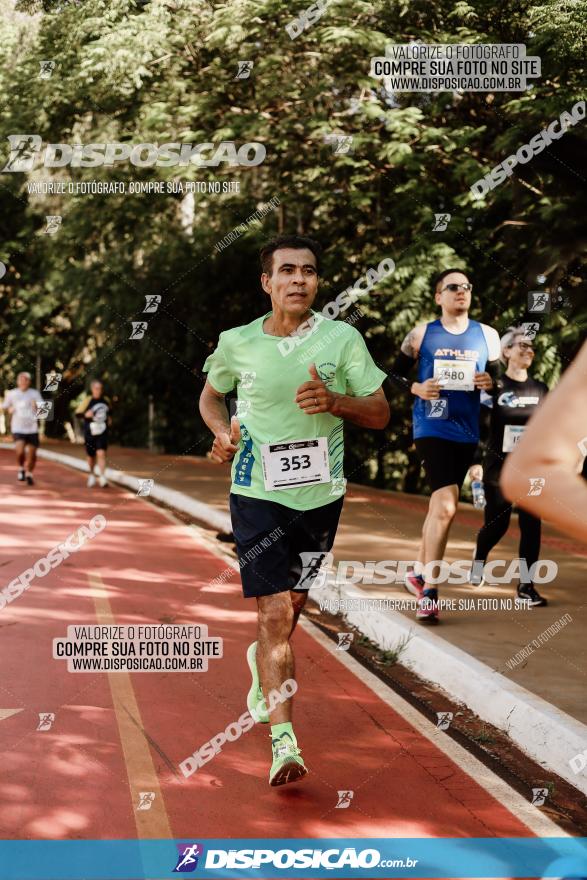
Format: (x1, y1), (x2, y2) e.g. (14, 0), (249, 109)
(1, 838), (587, 879)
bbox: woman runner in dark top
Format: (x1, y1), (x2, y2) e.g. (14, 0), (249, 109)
(471, 327), (549, 605)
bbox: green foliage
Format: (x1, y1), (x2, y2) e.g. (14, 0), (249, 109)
(0, 0), (585, 489)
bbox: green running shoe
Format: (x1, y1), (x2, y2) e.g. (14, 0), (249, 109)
(269, 731), (308, 787)
(246, 641), (269, 724)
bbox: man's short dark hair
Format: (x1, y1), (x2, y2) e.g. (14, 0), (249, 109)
(260, 235), (322, 276)
(433, 267), (470, 292)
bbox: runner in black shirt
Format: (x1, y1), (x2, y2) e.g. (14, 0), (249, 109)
(75, 380), (112, 488)
(471, 328), (549, 605)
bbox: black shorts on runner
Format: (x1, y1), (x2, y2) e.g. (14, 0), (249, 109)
(13, 432), (39, 447)
(84, 433), (108, 456)
(229, 493), (344, 599)
(415, 437), (477, 493)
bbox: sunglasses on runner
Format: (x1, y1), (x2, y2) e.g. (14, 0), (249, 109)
(515, 341), (534, 352)
(441, 283), (473, 293)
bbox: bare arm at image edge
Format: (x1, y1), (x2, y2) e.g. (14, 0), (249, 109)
(501, 341), (587, 544)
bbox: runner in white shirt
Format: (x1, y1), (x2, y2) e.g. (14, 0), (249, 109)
(2, 372), (45, 485)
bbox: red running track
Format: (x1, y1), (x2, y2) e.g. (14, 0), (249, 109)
(0, 451), (542, 845)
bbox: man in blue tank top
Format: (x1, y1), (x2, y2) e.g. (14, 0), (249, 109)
(389, 269), (501, 622)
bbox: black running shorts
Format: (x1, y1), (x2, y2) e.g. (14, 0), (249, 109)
(13, 433), (39, 447)
(84, 433), (109, 457)
(229, 493), (344, 599)
(415, 437), (478, 493)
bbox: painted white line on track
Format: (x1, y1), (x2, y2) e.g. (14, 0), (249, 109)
(89, 572), (174, 839)
(0, 709), (24, 722)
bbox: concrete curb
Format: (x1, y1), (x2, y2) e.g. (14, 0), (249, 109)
(309, 576), (587, 796)
(5, 442), (585, 795)
(0, 442), (233, 536)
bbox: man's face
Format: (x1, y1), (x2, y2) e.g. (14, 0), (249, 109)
(435, 271), (472, 314)
(261, 247), (319, 316)
(17, 373), (31, 391)
(91, 382), (103, 398)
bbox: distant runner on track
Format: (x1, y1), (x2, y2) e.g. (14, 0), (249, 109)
(199, 234), (389, 786)
(75, 380), (112, 488)
(2, 371), (45, 486)
(389, 268), (501, 623)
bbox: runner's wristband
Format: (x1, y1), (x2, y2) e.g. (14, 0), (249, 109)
(486, 358), (502, 386)
(388, 351), (416, 393)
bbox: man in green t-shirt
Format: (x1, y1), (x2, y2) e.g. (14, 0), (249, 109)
(200, 234), (389, 787)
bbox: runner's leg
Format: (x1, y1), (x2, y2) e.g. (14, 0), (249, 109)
(414, 511), (430, 577)
(256, 592), (295, 725)
(474, 482), (512, 564)
(422, 484), (459, 567)
(290, 590), (308, 635)
(518, 507), (542, 593)
(25, 442), (37, 473)
(412, 440), (476, 617)
(96, 449), (107, 477)
(518, 508), (541, 580)
(516, 508), (547, 604)
(414, 484), (458, 615)
(15, 439), (25, 469)
(257, 590), (307, 786)
(415, 438), (474, 570)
